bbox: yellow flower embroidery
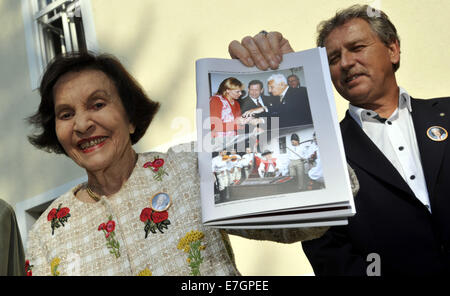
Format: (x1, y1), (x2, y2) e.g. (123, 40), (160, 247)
(177, 230), (205, 252)
(50, 257), (61, 276)
(177, 230), (206, 276)
(137, 268), (152, 276)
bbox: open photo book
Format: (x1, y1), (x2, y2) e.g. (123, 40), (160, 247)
(195, 48), (355, 228)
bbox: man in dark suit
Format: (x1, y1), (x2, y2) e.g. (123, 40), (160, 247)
(228, 4), (450, 275)
(287, 74), (300, 88)
(238, 80), (278, 145)
(242, 74), (313, 128)
(239, 80), (277, 114)
(267, 73), (313, 128)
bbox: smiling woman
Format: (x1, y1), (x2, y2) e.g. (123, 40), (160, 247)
(209, 77), (246, 138)
(24, 52), (330, 276)
(28, 53), (159, 200)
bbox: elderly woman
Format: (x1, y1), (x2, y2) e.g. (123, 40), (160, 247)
(25, 52), (355, 276)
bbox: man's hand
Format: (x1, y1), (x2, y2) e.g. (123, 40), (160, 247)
(242, 106), (265, 118)
(228, 31), (294, 70)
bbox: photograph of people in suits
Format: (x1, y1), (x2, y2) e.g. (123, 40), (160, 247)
(209, 69), (320, 204)
(241, 73), (313, 128)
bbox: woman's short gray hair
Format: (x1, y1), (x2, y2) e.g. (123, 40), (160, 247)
(316, 4), (401, 71)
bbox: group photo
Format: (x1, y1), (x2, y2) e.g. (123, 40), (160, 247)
(211, 127), (325, 204)
(207, 69), (325, 204)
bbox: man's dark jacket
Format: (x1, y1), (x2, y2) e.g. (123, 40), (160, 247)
(302, 97), (450, 275)
(267, 86), (313, 128)
(239, 94), (278, 115)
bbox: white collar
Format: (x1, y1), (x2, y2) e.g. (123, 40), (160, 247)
(348, 87), (412, 127)
(280, 86), (289, 99)
(250, 96), (261, 103)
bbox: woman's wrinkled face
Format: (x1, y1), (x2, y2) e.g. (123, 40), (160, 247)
(53, 69), (135, 172)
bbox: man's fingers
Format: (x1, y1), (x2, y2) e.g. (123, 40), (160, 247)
(268, 32), (294, 62)
(279, 35), (295, 54)
(242, 110), (252, 118)
(229, 31), (294, 70)
(253, 32), (280, 70)
(228, 40), (254, 67)
(241, 36), (270, 70)
(266, 32), (283, 63)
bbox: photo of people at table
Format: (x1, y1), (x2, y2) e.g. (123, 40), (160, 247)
(211, 127), (325, 204)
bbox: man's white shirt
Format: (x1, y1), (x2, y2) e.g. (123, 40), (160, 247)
(288, 142), (317, 161)
(241, 153), (254, 166)
(212, 155), (228, 173)
(348, 87), (431, 212)
(249, 96), (265, 108)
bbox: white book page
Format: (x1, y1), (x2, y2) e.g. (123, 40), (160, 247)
(196, 48), (354, 225)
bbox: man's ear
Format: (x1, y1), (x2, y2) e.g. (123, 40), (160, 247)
(388, 39), (400, 66)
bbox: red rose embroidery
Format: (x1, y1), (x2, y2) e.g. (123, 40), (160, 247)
(25, 260), (33, 276)
(152, 158), (164, 168)
(140, 208), (170, 238)
(48, 204), (71, 235)
(47, 209), (57, 221)
(98, 223), (106, 231)
(106, 220), (115, 233)
(140, 208), (152, 222)
(143, 156), (168, 181)
(152, 211), (169, 223)
(57, 207), (70, 219)
(98, 216), (120, 259)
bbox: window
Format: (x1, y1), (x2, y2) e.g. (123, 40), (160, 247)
(21, 0), (97, 89)
(36, 0), (87, 65)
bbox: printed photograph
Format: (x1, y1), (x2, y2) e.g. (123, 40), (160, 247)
(207, 68), (325, 204)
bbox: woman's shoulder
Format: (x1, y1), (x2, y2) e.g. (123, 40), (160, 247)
(139, 142), (198, 169)
(209, 95), (222, 102)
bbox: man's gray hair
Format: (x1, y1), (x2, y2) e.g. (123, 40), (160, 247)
(267, 73), (287, 85)
(316, 4), (401, 71)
